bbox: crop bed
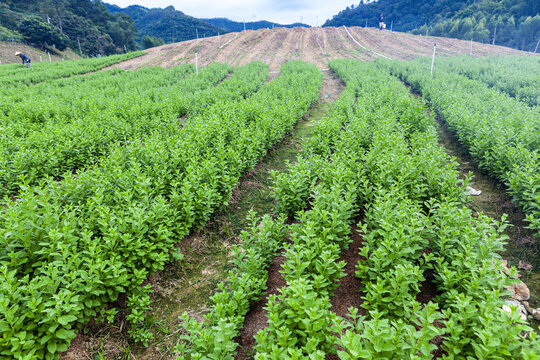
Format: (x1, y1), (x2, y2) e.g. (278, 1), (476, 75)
(385, 57), (540, 237)
(0, 59), (322, 359)
(0, 53), (538, 359)
(176, 59), (539, 359)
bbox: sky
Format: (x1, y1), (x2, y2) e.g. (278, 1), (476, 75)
(105, 0), (360, 26)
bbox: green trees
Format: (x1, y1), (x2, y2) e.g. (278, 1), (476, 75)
(107, 4), (226, 44)
(141, 35), (164, 49)
(3, 0), (138, 56)
(17, 16), (68, 50)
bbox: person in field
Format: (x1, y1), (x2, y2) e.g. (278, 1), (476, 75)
(15, 52), (31, 68)
(379, 13), (385, 30)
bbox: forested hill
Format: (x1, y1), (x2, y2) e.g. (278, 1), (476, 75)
(106, 4), (226, 45)
(105, 5), (309, 48)
(202, 18), (309, 32)
(324, 0), (539, 51)
(0, 0), (138, 56)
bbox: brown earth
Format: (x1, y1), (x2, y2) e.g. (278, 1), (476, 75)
(233, 69), (347, 359)
(107, 26), (526, 72)
(234, 251), (288, 360)
(330, 219), (366, 318)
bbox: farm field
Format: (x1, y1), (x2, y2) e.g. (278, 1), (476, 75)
(106, 26), (526, 71)
(0, 28), (538, 360)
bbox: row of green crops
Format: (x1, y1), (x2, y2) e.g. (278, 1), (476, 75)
(176, 59), (538, 359)
(0, 62), (269, 198)
(0, 52), (144, 89)
(0, 60), (321, 359)
(383, 58), (540, 237)
(423, 55), (540, 107)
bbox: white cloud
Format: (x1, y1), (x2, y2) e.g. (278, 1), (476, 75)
(106, 0), (358, 25)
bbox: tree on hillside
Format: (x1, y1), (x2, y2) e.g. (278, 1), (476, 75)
(17, 16), (68, 50)
(141, 35), (164, 49)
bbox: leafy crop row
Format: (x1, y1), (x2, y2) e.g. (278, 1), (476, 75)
(0, 62), (269, 198)
(424, 55), (540, 107)
(0, 60), (321, 359)
(177, 212), (288, 359)
(0, 52), (144, 89)
(175, 59), (539, 359)
(384, 58), (540, 236)
(272, 59), (538, 359)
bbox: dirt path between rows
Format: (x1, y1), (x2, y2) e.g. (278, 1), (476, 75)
(329, 220), (366, 318)
(436, 119), (539, 307)
(232, 69), (346, 359)
(401, 80), (539, 308)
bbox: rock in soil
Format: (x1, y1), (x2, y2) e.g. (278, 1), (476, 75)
(466, 186), (482, 196)
(503, 300), (528, 321)
(509, 281), (531, 301)
(523, 301), (540, 321)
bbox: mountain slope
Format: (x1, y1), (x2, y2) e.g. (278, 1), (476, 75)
(106, 4), (226, 43)
(0, 0), (138, 55)
(324, 0), (539, 51)
(202, 18), (309, 32)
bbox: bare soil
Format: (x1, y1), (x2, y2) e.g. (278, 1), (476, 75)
(107, 27), (526, 71)
(234, 252), (288, 360)
(330, 219), (366, 318)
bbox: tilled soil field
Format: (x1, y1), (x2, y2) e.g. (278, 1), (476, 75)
(108, 26), (526, 71)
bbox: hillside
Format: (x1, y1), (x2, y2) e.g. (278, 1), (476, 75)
(106, 4), (226, 44)
(107, 26), (526, 72)
(0, 0), (138, 56)
(324, 0), (540, 51)
(202, 18), (309, 32)
(105, 4), (310, 46)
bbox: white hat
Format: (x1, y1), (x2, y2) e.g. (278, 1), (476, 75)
(15, 52), (21, 56)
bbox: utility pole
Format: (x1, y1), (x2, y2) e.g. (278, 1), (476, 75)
(196, 28), (199, 39)
(430, 42), (437, 77)
(492, 23), (497, 45)
(390, 21), (393, 32)
(124, 44), (127, 53)
(244, 20), (246, 31)
(470, 38), (473, 56)
(365, 20), (368, 28)
(534, 39), (539, 53)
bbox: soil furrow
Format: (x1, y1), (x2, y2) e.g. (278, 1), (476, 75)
(329, 219), (366, 318)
